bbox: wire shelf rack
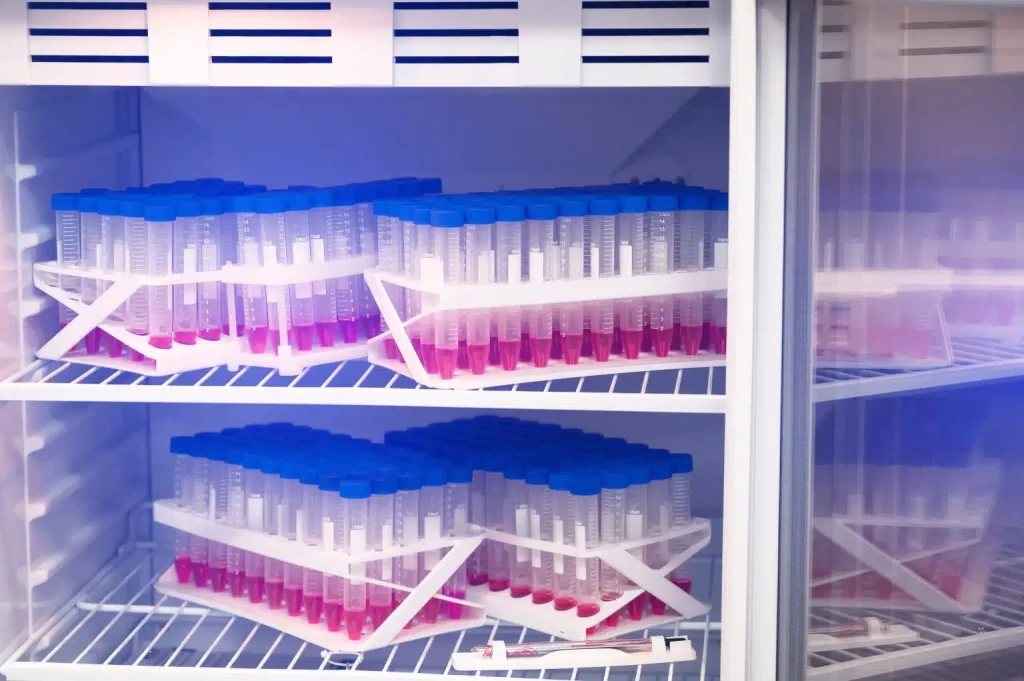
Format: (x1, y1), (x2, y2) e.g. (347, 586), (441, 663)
(807, 531), (1024, 681)
(3, 548), (721, 681)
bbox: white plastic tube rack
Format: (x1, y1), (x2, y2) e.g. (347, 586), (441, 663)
(33, 255), (375, 377)
(153, 499), (486, 653)
(467, 518), (712, 641)
(363, 267), (728, 389)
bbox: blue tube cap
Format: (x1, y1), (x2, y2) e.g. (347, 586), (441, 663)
(525, 467), (548, 486)
(626, 464), (650, 486)
(254, 194), (286, 215)
(169, 436), (191, 455)
(589, 198), (618, 216)
(422, 467), (447, 487)
(431, 209), (464, 228)
(671, 453), (694, 474)
(339, 479), (372, 499)
(51, 193), (79, 211)
(143, 202), (175, 222)
(496, 203), (526, 222)
(371, 474), (398, 495)
(548, 471), (572, 492)
(570, 475), (600, 496)
(649, 194), (679, 212)
(619, 195), (647, 214)
(397, 470), (422, 491)
(319, 475), (341, 492)
(175, 199), (202, 218)
(465, 205), (496, 225)
(601, 470), (629, 490)
(527, 202), (558, 221)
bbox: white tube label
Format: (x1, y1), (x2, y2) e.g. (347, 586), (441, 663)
(381, 523), (393, 580)
(246, 498), (263, 532)
(626, 512), (644, 560)
(350, 527), (367, 578)
(619, 244), (633, 278)
(323, 519), (335, 552)
(528, 251), (545, 284)
(507, 254), (521, 285)
(453, 506), (468, 536)
(575, 523), (588, 580)
(714, 241), (728, 270)
(208, 487), (217, 521)
(553, 519), (565, 574)
(423, 515), (442, 570)
(311, 238), (328, 295)
(590, 247), (600, 278)
(515, 507), (530, 562)
(568, 246), (585, 280)
(292, 242), (313, 299)
(183, 246), (198, 305)
(530, 510), (542, 568)
(421, 256), (443, 287)
(402, 515), (419, 570)
(478, 252), (495, 285)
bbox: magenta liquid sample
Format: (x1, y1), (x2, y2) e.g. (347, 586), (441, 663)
(641, 325), (653, 353)
(577, 601), (600, 618)
(247, 575), (265, 604)
(345, 610), (366, 641)
(370, 604), (393, 630)
(652, 328), (673, 358)
(468, 571), (488, 586)
(421, 599), (442, 624)
(246, 326), (268, 354)
(611, 327), (623, 355)
(209, 566), (227, 593)
(510, 584), (531, 599)
(621, 329), (642, 359)
(304, 594), (323, 624)
(324, 602), (343, 633)
(362, 314), (382, 339)
(627, 593), (648, 620)
(384, 338), (400, 360)
(105, 332), (123, 358)
(489, 577), (510, 592)
(174, 329), (197, 345)
(221, 322), (245, 337)
(457, 339), (469, 370)
(284, 587), (303, 617)
(191, 562), (209, 589)
(554, 596), (577, 611)
(436, 347), (458, 380)
(530, 337), (552, 368)
(709, 324), (727, 355)
(593, 332), (613, 362)
(498, 341), (519, 371)
(228, 571), (246, 599)
(551, 331), (563, 360)
(295, 325), (314, 352)
(339, 319), (359, 344)
(489, 336), (500, 366)
(519, 332), (531, 362)
(468, 344), (488, 375)
(409, 337), (421, 365)
(85, 328), (102, 355)
(581, 329), (593, 357)
(316, 321), (336, 348)
(562, 333), (583, 365)
(174, 556), (192, 584)
(198, 327), (221, 342)
(266, 581), (284, 610)
(421, 342), (438, 374)
(681, 325), (703, 355)
(671, 323), (682, 351)
(531, 589), (553, 605)
(444, 588), (466, 620)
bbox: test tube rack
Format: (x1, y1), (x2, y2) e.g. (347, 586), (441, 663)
(465, 518), (713, 641)
(363, 266), (729, 389)
(153, 499), (487, 653)
(808, 514), (995, 613)
(33, 256), (375, 377)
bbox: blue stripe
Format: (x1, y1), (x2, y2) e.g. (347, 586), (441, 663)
(395, 55), (518, 63)
(394, 28), (518, 36)
(28, 1), (146, 8)
(582, 54), (709, 62)
(394, 2), (518, 9)
(211, 29), (332, 37)
(209, 2), (330, 9)
(583, 27), (709, 36)
(211, 55), (332, 63)
(29, 28), (147, 36)
(31, 54), (148, 62)
(582, 1), (710, 8)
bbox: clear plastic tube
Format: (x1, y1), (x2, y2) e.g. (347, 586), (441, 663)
(377, 204), (404, 360)
(285, 200), (316, 352)
(505, 471), (531, 598)
(189, 455), (210, 588)
(558, 209), (586, 365)
(420, 477), (445, 623)
(125, 212), (148, 356)
(551, 484), (576, 611)
(433, 211), (464, 379)
(528, 476), (553, 605)
(624, 473), (649, 620)
(198, 210), (222, 341)
(302, 477), (324, 624)
(368, 482), (395, 631)
(322, 479), (343, 633)
(444, 476), (470, 619)
(573, 486), (600, 625)
(645, 466), (671, 615)
(393, 480), (420, 621)
(415, 211), (438, 374)
(237, 208), (269, 353)
(309, 201), (338, 348)
(173, 208), (200, 345)
(146, 210), (174, 350)
(527, 208), (557, 368)
(486, 467), (509, 591)
(599, 485), (625, 616)
(496, 214), (524, 371)
(344, 486), (370, 640)
(243, 463), (264, 603)
(467, 469), (488, 586)
(263, 468), (285, 610)
(282, 474), (304, 616)
(332, 201), (360, 344)
(590, 204), (618, 362)
(80, 202), (103, 355)
(401, 213), (421, 361)
(617, 204), (647, 359)
(465, 217), (494, 375)
(209, 453), (230, 593)
(172, 446), (192, 584)
(259, 202), (292, 354)
(357, 197), (381, 338)
(677, 200), (706, 355)
(226, 457), (247, 599)
(648, 205), (676, 357)
(708, 192), (729, 355)
(99, 203), (126, 358)
(219, 210), (244, 337)
(54, 201), (80, 338)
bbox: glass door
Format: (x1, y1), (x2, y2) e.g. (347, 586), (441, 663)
(782, 1), (1024, 680)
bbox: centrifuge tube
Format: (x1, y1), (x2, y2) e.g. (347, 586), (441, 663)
(206, 446), (229, 593)
(589, 199), (619, 362)
(572, 476), (601, 629)
(495, 204), (525, 371)
(465, 207), (495, 375)
(355, 185), (381, 339)
(144, 202), (175, 351)
(171, 437), (192, 584)
(617, 196), (648, 360)
(219, 198), (244, 337)
(189, 452), (210, 588)
(173, 199), (201, 345)
(708, 191), (729, 355)
(198, 198), (223, 341)
(257, 195), (292, 353)
(504, 464), (532, 598)
(369, 475), (397, 630)
(433, 209), (465, 379)
(331, 189), (360, 344)
(281, 460), (305, 616)
(527, 468), (553, 605)
(467, 467), (488, 586)
(558, 199), (587, 364)
(284, 192), (316, 351)
(414, 207), (438, 373)
(243, 453), (265, 603)
(394, 470), (422, 625)
(527, 202), (558, 367)
(549, 472), (576, 611)
(444, 465), (471, 619)
(226, 448), (248, 598)
(625, 465), (649, 620)
(599, 470), (627, 626)
(52, 194), (81, 347)
(375, 200), (404, 360)
(302, 467), (325, 624)
(79, 194), (104, 354)
(341, 480), (371, 640)
(262, 456), (285, 610)
(399, 204), (421, 363)
(677, 189), (707, 355)
(122, 201), (148, 361)
(308, 190), (339, 348)
(98, 198), (126, 358)
(645, 461), (672, 615)
(648, 195), (678, 357)
(321, 476), (343, 632)
(420, 468), (446, 623)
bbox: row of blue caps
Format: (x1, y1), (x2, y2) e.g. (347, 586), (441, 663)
(50, 176), (443, 224)
(372, 184), (727, 229)
(170, 416), (693, 499)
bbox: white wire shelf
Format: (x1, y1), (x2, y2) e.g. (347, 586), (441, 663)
(807, 530), (1024, 681)
(2, 548), (721, 681)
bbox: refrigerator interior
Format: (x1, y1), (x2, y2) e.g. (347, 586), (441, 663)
(0, 84), (729, 680)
